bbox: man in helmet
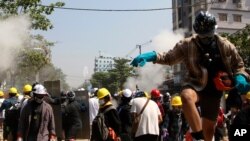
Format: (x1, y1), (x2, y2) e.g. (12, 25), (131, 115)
(0, 87), (19, 140)
(117, 89), (133, 141)
(20, 84), (32, 111)
(130, 11), (250, 141)
(61, 90), (86, 141)
(131, 89), (162, 141)
(165, 96), (188, 141)
(91, 88), (121, 141)
(17, 84), (56, 141)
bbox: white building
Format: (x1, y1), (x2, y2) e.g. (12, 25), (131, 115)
(94, 53), (115, 72)
(209, 0), (250, 34)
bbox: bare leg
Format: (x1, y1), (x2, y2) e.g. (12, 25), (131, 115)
(202, 118), (216, 141)
(181, 88), (202, 132)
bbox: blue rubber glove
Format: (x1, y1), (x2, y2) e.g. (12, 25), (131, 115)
(130, 51), (157, 67)
(234, 74), (250, 94)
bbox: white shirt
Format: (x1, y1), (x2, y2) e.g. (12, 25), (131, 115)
(89, 97), (99, 125)
(131, 97), (161, 137)
(0, 98), (5, 118)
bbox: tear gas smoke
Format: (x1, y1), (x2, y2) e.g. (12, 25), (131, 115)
(124, 29), (185, 93)
(0, 15), (31, 73)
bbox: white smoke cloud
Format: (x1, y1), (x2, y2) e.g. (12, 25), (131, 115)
(124, 29), (185, 93)
(0, 15), (31, 72)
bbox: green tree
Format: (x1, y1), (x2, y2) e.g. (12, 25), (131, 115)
(89, 58), (134, 94)
(220, 24), (250, 68)
(0, 0), (65, 30)
(108, 58), (134, 91)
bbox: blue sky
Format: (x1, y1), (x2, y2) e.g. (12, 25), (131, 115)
(39, 0), (173, 88)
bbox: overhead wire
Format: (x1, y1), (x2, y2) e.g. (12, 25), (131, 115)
(40, 0), (219, 12)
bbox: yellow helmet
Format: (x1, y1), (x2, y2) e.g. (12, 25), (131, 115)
(246, 91), (250, 100)
(171, 96), (182, 106)
(9, 87), (17, 94)
(23, 84), (32, 93)
(0, 91), (4, 97)
(97, 88), (110, 99)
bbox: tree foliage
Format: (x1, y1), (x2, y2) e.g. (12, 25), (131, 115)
(90, 58), (134, 94)
(0, 0), (64, 30)
(220, 24), (250, 68)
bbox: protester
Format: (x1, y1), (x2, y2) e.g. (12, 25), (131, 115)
(130, 11), (250, 140)
(62, 90), (86, 141)
(166, 95), (188, 141)
(17, 84), (56, 141)
(89, 88), (99, 134)
(0, 90), (5, 130)
(91, 88), (121, 141)
(20, 84), (32, 111)
(0, 87), (19, 141)
(131, 91), (162, 141)
(117, 89), (133, 141)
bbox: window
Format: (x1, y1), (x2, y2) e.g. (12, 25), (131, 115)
(233, 0), (241, 3)
(218, 13), (227, 21)
(233, 14), (242, 22)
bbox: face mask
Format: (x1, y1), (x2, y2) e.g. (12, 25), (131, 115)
(34, 96), (44, 104)
(198, 35), (214, 46)
(99, 99), (105, 105)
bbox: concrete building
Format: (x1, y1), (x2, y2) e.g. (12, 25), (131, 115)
(209, 0), (250, 34)
(94, 52), (115, 72)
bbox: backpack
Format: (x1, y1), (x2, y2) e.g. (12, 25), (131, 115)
(5, 99), (20, 128)
(91, 106), (115, 141)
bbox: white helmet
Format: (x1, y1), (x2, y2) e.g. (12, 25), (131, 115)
(122, 89), (132, 98)
(33, 84), (48, 95)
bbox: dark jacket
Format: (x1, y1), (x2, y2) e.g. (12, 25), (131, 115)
(100, 104), (122, 137)
(18, 100), (56, 141)
(117, 103), (132, 134)
(156, 34), (248, 91)
(62, 100), (84, 130)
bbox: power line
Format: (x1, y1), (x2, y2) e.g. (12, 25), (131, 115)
(40, 1), (219, 12)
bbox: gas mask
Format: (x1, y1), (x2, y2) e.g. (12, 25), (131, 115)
(99, 99), (106, 105)
(198, 35), (215, 46)
(34, 95), (44, 104)
(173, 106), (182, 114)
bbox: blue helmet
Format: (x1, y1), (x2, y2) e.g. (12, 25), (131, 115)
(193, 11), (217, 35)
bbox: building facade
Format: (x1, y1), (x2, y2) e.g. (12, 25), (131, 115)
(94, 53), (115, 72)
(209, 0), (250, 34)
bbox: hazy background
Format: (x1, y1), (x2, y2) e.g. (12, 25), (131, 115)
(36, 0), (176, 88)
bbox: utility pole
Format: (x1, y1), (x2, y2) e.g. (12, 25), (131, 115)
(136, 40), (152, 55)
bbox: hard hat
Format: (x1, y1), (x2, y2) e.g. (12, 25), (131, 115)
(61, 91), (67, 99)
(121, 89), (132, 98)
(151, 89), (161, 98)
(0, 91), (4, 97)
(9, 87), (18, 94)
(171, 96), (182, 106)
(193, 11), (217, 36)
(23, 84), (32, 93)
(33, 84), (47, 95)
(97, 88), (110, 99)
(135, 91), (148, 98)
(246, 91), (250, 100)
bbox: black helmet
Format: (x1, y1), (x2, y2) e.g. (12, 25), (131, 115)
(61, 91), (67, 99)
(67, 91), (75, 101)
(134, 91), (146, 98)
(193, 11), (217, 35)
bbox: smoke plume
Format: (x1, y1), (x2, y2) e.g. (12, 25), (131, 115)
(124, 29), (185, 93)
(0, 15), (31, 73)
